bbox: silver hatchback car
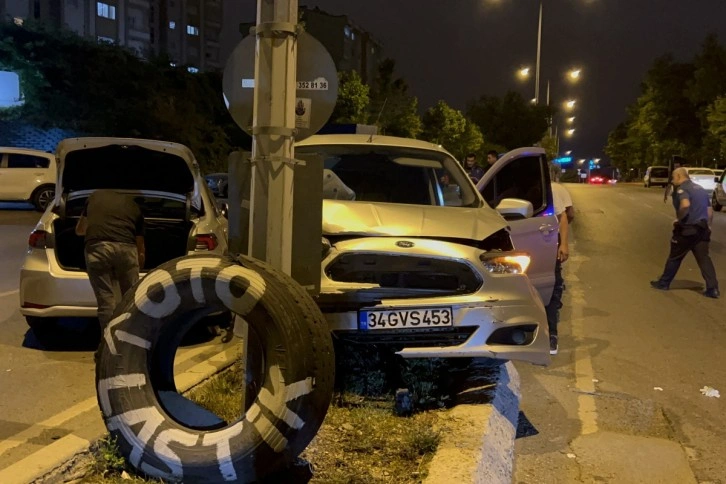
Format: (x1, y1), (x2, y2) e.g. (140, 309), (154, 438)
(296, 135), (557, 365)
(19, 138), (228, 334)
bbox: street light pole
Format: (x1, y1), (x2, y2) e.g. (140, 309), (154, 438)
(535, 0), (543, 105)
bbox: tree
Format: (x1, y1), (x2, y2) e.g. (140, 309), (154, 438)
(330, 70), (370, 125)
(421, 100), (484, 159)
(467, 91), (552, 150)
(368, 59), (422, 138)
(0, 22), (248, 172)
(707, 97), (726, 157)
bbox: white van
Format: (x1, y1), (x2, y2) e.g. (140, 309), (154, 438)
(643, 166), (669, 188)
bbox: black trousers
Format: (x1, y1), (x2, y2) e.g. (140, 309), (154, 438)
(658, 224), (718, 290)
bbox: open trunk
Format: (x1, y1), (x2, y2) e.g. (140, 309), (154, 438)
(53, 216), (194, 272)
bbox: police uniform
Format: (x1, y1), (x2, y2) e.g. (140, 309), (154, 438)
(653, 179), (719, 294)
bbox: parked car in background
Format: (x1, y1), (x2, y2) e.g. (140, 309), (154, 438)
(643, 166), (670, 188)
(712, 169), (726, 212)
(19, 138), (229, 335)
(0, 147), (56, 210)
(589, 174), (610, 184)
(296, 134), (554, 365)
(205, 172), (228, 198)
(713, 169), (723, 179)
(685, 167), (717, 193)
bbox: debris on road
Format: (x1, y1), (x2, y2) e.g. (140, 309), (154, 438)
(653, 387), (664, 391)
(566, 453), (577, 459)
(700, 386), (720, 398)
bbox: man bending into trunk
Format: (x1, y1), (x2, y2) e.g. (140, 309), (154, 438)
(75, 189), (146, 328)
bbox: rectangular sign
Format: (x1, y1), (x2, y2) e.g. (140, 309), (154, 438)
(297, 78), (329, 91)
(358, 307), (454, 331)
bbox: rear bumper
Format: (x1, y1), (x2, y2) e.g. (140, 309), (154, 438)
(19, 249), (98, 318)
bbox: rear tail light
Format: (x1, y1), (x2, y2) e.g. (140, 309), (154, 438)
(28, 230), (49, 249)
(195, 234), (218, 251)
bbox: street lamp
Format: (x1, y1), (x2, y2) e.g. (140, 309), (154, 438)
(567, 68), (582, 82)
(567, 116), (576, 124)
(565, 99), (576, 110)
(565, 150), (572, 156)
(517, 66), (531, 80)
(566, 128), (575, 137)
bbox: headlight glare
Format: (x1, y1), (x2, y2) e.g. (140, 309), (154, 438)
(480, 252), (531, 274)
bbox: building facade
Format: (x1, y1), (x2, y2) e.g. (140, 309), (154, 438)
(1, 0), (223, 71)
(239, 6), (383, 84)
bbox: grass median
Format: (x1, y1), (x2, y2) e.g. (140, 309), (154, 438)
(78, 344), (457, 483)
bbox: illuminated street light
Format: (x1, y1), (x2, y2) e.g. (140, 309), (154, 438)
(568, 68), (582, 82)
(567, 116), (576, 124)
(565, 99), (577, 110)
(565, 151), (572, 156)
(578, 159), (585, 165)
(566, 128), (576, 137)
(531, 98), (537, 104)
(518, 66), (531, 79)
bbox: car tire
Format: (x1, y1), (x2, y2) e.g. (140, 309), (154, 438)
(95, 254), (335, 483)
(31, 185), (55, 211)
(713, 194), (723, 212)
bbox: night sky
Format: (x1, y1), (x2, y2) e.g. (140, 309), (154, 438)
(222, 1), (726, 160)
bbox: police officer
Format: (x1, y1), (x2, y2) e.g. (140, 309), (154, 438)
(651, 167), (719, 298)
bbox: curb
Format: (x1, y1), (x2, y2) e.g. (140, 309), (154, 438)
(0, 347), (239, 484)
(424, 361), (522, 484)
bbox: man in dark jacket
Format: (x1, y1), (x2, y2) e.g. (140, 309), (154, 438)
(651, 168), (719, 298)
(75, 190), (146, 327)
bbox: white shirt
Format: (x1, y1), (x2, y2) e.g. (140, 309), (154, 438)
(552, 182), (573, 216)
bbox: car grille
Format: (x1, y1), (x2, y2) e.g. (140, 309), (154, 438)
(325, 253), (482, 296)
(336, 326), (477, 347)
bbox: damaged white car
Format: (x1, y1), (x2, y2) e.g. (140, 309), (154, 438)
(297, 135), (556, 365)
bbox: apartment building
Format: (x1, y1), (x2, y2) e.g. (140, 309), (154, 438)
(0, 0), (223, 71)
(239, 6), (383, 84)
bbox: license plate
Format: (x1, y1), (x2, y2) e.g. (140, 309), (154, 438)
(358, 307), (454, 331)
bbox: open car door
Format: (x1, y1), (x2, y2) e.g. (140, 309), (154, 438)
(476, 147), (558, 303)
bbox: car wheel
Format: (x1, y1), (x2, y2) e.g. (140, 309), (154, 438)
(95, 254), (335, 482)
(712, 194), (723, 212)
(32, 185), (55, 211)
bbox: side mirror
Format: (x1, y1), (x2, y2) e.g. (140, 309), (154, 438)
(496, 198), (534, 220)
(220, 202), (229, 219)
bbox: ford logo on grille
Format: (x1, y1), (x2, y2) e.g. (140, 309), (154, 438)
(396, 240), (415, 248)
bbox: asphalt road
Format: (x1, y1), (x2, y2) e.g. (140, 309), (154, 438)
(0, 204), (235, 475)
(515, 183), (726, 483)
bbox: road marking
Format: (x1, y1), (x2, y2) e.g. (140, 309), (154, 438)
(0, 290), (19, 298)
(567, 242), (599, 436)
(0, 341), (232, 458)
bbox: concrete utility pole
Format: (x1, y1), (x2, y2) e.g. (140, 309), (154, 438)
(249, 0), (298, 274)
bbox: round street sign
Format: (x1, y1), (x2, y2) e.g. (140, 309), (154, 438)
(223, 31), (339, 142)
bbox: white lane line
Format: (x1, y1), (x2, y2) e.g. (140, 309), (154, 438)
(0, 434), (91, 484)
(0, 341), (231, 457)
(567, 242), (599, 436)
(0, 290), (19, 298)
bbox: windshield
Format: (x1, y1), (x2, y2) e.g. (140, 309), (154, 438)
(650, 168), (669, 177)
(688, 169), (713, 176)
(296, 145), (481, 208)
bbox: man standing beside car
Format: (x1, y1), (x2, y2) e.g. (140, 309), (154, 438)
(75, 189), (146, 328)
(547, 182), (574, 355)
(463, 153), (485, 184)
(651, 168), (719, 298)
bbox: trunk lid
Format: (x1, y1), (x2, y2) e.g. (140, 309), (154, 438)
(55, 138), (199, 200)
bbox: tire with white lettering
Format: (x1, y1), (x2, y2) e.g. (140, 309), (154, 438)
(95, 254), (335, 483)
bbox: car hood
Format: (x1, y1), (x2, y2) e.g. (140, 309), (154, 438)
(56, 138), (198, 195)
(322, 200), (508, 240)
